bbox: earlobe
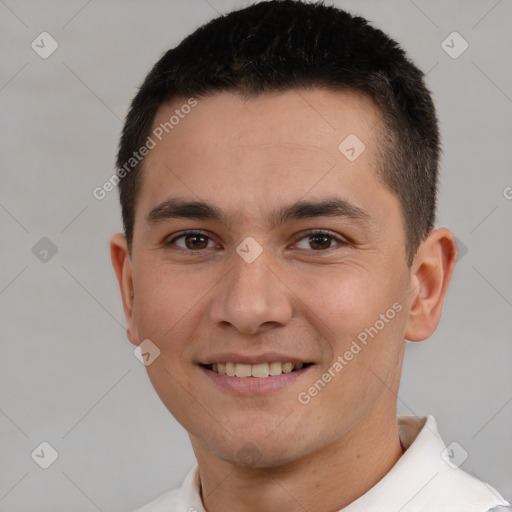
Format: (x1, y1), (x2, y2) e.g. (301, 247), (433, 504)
(404, 228), (458, 342)
(110, 233), (140, 346)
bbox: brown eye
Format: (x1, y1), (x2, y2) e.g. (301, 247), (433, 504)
(308, 234), (333, 250)
(294, 230), (346, 251)
(184, 234), (209, 249)
(168, 231), (215, 250)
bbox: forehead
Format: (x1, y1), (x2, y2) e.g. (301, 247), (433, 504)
(137, 88), (392, 226)
(150, 88), (381, 155)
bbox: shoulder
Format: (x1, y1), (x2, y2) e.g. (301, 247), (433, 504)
(437, 463), (510, 510)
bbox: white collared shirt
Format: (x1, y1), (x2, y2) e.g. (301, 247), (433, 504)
(134, 415), (510, 512)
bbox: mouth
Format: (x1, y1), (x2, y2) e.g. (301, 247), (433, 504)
(200, 362), (314, 378)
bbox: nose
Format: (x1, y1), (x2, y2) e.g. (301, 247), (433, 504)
(209, 249), (294, 335)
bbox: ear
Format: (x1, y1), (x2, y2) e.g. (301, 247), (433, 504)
(110, 233), (140, 346)
(404, 227), (458, 342)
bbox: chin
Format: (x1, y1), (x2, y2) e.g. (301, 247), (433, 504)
(200, 427), (312, 469)
(219, 443), (300, 469)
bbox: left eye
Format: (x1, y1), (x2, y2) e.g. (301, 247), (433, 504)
(294, 231), (345, 251)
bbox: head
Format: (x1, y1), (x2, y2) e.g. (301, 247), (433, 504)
(111, 0), (456, 469)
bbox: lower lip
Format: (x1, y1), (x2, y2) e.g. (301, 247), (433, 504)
(199, 365), (313, 396)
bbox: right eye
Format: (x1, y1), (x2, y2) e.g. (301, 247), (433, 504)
(167, 231), (217, 251)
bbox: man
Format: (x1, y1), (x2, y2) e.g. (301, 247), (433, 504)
(110, 1), (510, 510)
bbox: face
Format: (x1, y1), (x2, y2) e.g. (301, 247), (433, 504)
(114, 89), (423, 467)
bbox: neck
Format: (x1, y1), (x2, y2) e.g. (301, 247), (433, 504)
(192, 406), (405, 512)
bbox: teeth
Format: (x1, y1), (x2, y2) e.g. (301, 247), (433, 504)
(209, 362), (307, 377)
(225, 362), (236, 377)
(235, 363), (251, 378)
(251, 363), (269, 378)
(269, 362), (283, 376)
(282, 362), (294, 373)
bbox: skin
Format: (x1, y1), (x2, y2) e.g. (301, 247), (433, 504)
(111, 88), (457, 512)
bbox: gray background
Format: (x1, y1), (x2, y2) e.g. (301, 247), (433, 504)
(1, 0), (511, 510)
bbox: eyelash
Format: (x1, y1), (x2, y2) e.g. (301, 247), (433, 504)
(165, 229), (348, 253)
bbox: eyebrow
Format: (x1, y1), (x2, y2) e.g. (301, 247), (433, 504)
(145, 197), (371, 227)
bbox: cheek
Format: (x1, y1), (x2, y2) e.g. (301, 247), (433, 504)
(132, 262), (213, 341)
(293, 265), (394, 337)
(131, 264), (212, 428)
(298, 274), (405, 434)
(294, 264), (407, 377)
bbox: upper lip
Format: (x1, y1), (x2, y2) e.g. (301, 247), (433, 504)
(199, 352), (313, 365)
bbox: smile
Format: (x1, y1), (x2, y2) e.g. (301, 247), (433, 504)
(203, 362), (311, 378)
